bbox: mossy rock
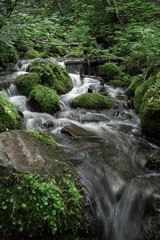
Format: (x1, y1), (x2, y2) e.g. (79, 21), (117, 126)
(16, 73), (40, 96)
(29, 85), (60, 113)
(139, 87), (160, 139)
(72, 93), (113, 110)
(0, 92), (21, 132)
(97, 62), (120, 79)
(30, 63), (73, 95)
(126, 75), (143, 96)
(133, 76), (156, 113)
(108, 80), (123, 87)
(25, 49), (39, 58)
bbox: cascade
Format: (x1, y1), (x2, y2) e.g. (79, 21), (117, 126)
(1, 58), (160, 240)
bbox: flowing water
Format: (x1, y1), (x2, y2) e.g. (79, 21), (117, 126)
(1, 58), (160, 240)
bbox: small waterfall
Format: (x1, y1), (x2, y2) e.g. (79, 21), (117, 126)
(1, 58), (160, 240)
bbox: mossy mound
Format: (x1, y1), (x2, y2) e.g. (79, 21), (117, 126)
(108, 80), (123, 87)
(0, 92), (21, 132)
(29, 85), (60, 113)
(97, 62), (120, 79)
(30, 63), (73, 95)
(25, 49), (39, 58)
(16, 73), (40, 96)
(72, 93), (113, 110)
(139, 86), (160, 139)
(133, 76), (156, 113)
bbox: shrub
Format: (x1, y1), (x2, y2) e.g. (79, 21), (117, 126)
(97, 62), (120, 79)
(29, 85), (60, 113)
(16, 73), (40, 96)
(72, 93), (113, 110)
(0, 92), (21, 132)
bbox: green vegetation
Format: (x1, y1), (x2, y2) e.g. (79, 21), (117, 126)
(0, 92), (21, 132)
(72, 93), (113, 110)
(29, 85), (60, 113)
(0, 169), (84, 239)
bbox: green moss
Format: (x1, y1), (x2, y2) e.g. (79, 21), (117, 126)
(97, 62), (120, 79)
(133, 76), (156, 113)
(99, 52), (118, 58)
(25, 49), (39, 59)
(46, 63), (73, 94)
(139, 86), (160, 139)
(29, 85), (60, 113)
(108, 80), (123, 87)
(0, 169), (84, 239)
(126, 75), (143, 96)
(25, 130), (58, 148)
(30, 63), (73, 95)
(16, 73), (40, 96)
(72, 93), (113, 110)
(66, 51), (84, 58)
(0, 92), (21, 132)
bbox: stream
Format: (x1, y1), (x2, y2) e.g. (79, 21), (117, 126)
(1, 58), (160, 240)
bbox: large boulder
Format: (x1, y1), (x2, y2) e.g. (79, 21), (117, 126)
(0, 92), (21, 132)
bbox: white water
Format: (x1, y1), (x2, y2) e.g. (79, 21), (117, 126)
(1, 59), (160, 240)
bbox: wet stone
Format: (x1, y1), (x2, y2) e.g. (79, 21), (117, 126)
(61, 124), (94, 137)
